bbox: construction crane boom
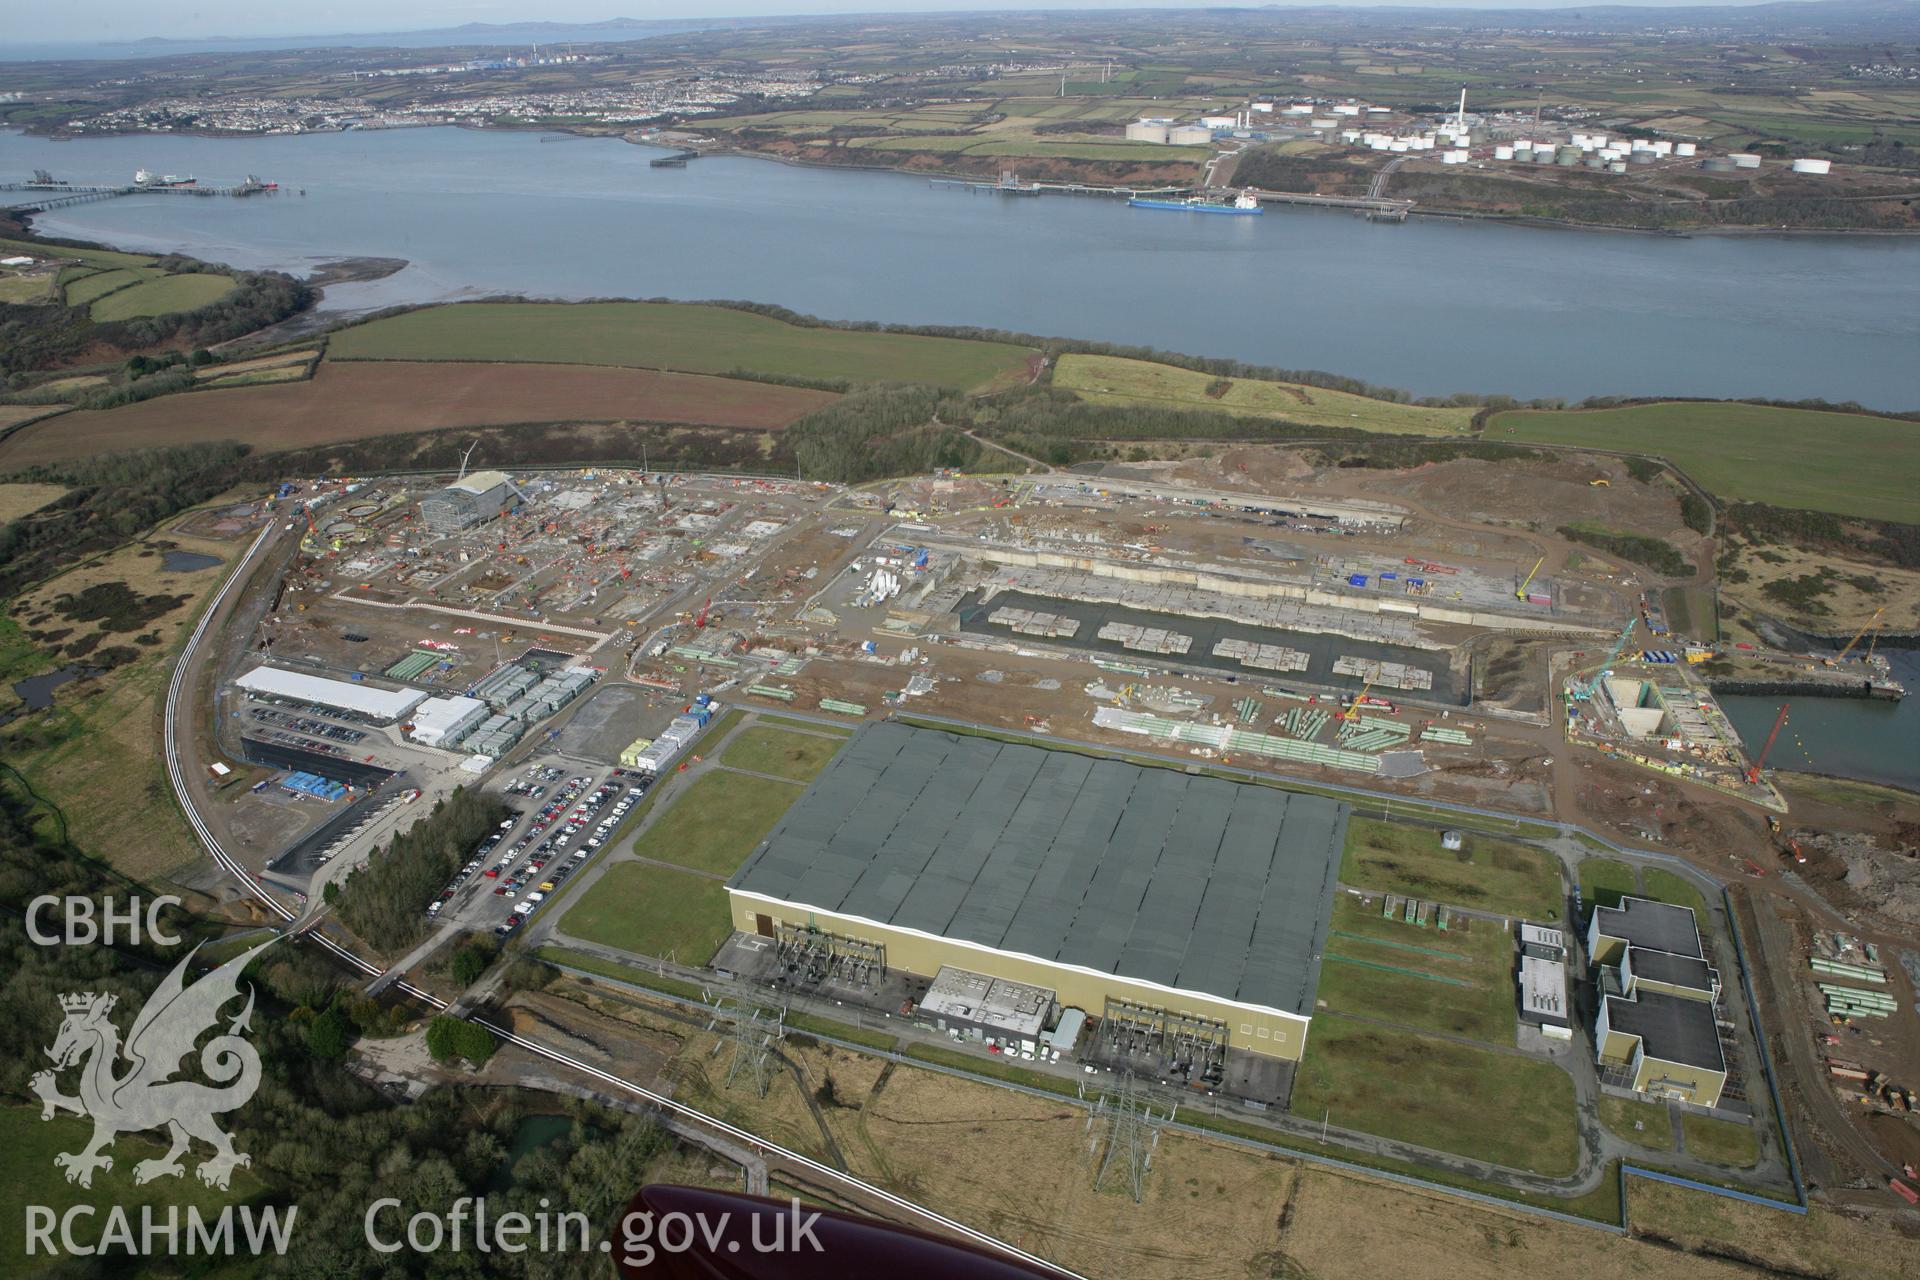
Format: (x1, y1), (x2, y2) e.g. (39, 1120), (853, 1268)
(1571, 616), (1638, 702)
(1516, 555), (1545, 601)
(1836, 608), (1884, 663)
(1746, 702), (1790, 784)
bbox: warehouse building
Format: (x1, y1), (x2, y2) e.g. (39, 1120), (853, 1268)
(725, 723), (1348, 1063)
(234, 664), (426, 724)
(1517, 922), (1571, 1039)
(419, 470), (525, 533)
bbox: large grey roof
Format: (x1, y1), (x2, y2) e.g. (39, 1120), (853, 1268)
(1595, 896), (1703, 959)
(728, 722), (1347, 1016)
(1605, 990), (1725, 1073)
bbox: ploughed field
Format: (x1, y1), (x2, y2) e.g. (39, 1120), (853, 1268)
(0, 361), (836, 467)
(328, 300), (1037, 392)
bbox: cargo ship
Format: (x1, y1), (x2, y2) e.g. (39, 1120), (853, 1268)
(133, 169), (197, 188)
(1128, 191), (1262, 215)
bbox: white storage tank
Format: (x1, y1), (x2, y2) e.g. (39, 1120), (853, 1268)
(1125, 120), (1171, 145)
(1168, 124), (1213, 145)
(1608, 162), (1627, 174)
(1388, 140), (1409, 152)
(1652, 140), (1673, 156)
(1731, 153), (1762, 169)
(1791, 157), (1833, 175)
(1675, 142), (1697, 157)
(1494, 145), (1514, 160)
(1442, 149), (1469, 165)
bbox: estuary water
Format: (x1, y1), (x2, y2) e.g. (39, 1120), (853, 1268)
(1719, 649), (1920, 793)
(6, 126), (1920, 408)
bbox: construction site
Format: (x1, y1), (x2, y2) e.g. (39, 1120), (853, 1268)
(170, 445), (1920, 1231)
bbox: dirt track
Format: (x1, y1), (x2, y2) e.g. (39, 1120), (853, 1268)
(0, 360), (836, 466)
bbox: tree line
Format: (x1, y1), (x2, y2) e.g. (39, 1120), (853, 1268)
(0, 785), (673, 1275)
(332, 787), (508, 954)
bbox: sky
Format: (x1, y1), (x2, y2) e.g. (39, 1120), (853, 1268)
(9, 1), (1767, 50)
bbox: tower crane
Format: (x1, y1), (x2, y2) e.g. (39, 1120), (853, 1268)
(1516, 555), (1545, 601)
(1746, 703), (1790, 785)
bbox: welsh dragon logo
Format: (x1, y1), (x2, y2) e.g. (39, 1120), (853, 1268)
(30, 939), (275, 1191)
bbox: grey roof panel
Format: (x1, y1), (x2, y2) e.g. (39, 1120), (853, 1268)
(729, 722), (1349, 1015)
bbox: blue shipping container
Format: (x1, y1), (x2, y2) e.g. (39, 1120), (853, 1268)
(1348, 574), (1368, 587)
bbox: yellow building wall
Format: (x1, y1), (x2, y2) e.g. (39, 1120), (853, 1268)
(1590, 933), (1629, 966)
(1632, 1056), (1727, 1108)
(731, 891), (1310, 1061)
(1632, 976), (1715, 1003)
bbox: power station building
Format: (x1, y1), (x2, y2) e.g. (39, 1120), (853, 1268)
(420, 470), (524, 533)
(1588, 895), (1727, 1106)
(725, 722), (1347, 1062)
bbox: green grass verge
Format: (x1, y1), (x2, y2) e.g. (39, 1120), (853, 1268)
(1317, 894), (1517, 1043)
(718, 726), (843, 781)
(903, 1042), (1084, 1098)
(783, 1011), (900, 1052)
(1639, 867), (1710, 919)
(629, 769), (803, 877)
(1579, 858), (1638, 909)
(1340, 817), (1563, 920)
(329, 301), (1036, 392)
(89, 272), (237, 321)
(1683, 1113), (1761, 1167)
(1493, 402), (1920, 524)
(754, 714), (854, 738)
(534, 944), (710, 1000)
(1292, 1017), (1580, 1175)
(1599, 1095), (1674, 1152)
(0, 1105), (267, 1261)
(557, 862), (735, 963)
(1055, 353), (1475, 435)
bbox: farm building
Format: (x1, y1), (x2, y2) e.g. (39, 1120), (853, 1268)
(419, 469), (524, 533)
(1586, 895), (1726, 1105)
(725, 722), (1348, 1062)
(233, 664), (426, 724)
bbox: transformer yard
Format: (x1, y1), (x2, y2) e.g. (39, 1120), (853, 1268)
(163, 449), (1920, 1230)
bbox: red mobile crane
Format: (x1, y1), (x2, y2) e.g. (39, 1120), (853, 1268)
(1746, 703), (1790, 785)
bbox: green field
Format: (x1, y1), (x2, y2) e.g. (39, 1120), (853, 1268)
(90, 272), (236, 320)
(1579, 857), (1639, 909)
(0, 272), (50, 303)
(0, 235), (152, 268)
(0, 1105), (267, 1262)
(628, 768), (803, 876)
(1340, 818), (1564, 920)
(1055, 354), (1475, 435)
(1493, 402), (1920, 524)
(718, 726), (843, 782)
(558, 861), (735, 962)
(1291, 1017), (1580, 1175)
(1316, 894), (1516, 1043)
(1599, 1094), (1675, 1152)
(62, 265), (160, 306)
(1684, 1113), (1761, 1167)
(329, 302), (1036, 392)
